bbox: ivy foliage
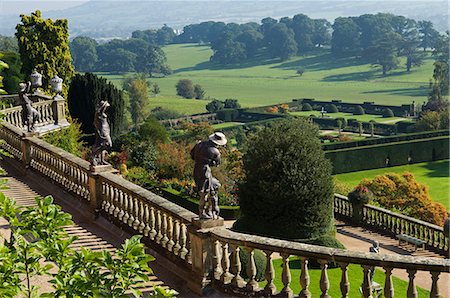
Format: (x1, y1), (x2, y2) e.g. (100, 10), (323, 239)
(15, 10), (74, 97)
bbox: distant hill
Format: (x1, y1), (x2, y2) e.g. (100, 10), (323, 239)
(0, 0), (448, 38)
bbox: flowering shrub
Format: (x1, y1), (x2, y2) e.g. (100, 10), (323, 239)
(361, 172), (448, 225)
(266, 106), (279, 113)
(156, 141), (193, 179)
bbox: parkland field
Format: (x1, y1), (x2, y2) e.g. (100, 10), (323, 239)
(103, 43), (435, 115)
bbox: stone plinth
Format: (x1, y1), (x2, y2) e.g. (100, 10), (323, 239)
(192, 217), (224, 229)
(89, 164), (116, 173)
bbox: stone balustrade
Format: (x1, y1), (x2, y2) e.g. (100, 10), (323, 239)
(334, 194), (449, 255)
(205, 228), (449, 297)
(0, 121), (448, 297)
(0, 94), (68, 131)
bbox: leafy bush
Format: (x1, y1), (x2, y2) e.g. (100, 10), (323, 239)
(130, 142), (158, 173)
(151, 107), (181, 120)
(0, 195), (166, 297)
(382, 108), (394, 118)
(302, 103), (312, 111)
(353, 105), (365, 115)
(296, 68), (305, 76)
(138, 116), (169, 144)
(206, 99), (225, 113)
(43, 122), (85, 157)
(125, 166), (152, 187)
(156, 141), (193, 179)
(176, 79), (195, 99)
(234, 118), (339, 244)
(361, 172), (448, 225)
(326, 104), (338, 113)
(224, 98), (241, 109)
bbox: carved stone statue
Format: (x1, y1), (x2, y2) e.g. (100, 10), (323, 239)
(190, 132), (227, 219)
(91, 100), (112, 166)
(19, 81), (40, 132)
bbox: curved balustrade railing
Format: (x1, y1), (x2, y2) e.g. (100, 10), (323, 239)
(334, 194), (448, 254)
(1, 99), (56, 128)
(97, 172), (195, 267)
(209, 228), (449, 297)
(28, 137), (90, 201)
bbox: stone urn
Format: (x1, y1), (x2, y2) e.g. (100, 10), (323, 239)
(348, 185), (373, 224)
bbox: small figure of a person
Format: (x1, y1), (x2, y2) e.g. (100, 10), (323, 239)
(190, 132), (227, 219)
(206, 177), (221, 219)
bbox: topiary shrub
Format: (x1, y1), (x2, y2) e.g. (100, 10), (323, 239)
(231, 247), (266, 281)
(326, 104), (338, 113)
(382, 108), (394, 118)
(353, 105), (365, 115)
(302, 103), (312, 111)
(233, 118), (341, 246)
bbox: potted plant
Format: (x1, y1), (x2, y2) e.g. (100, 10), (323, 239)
(348, 184), (373, 223)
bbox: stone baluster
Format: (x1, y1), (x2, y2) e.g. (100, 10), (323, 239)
(430, 271), (440, 298)
(122, 192), (130, 224)
(230, 245), (245, 288)
(220, 242), (233, 284)
(407, 269), (418, 298)
(167, 216), (175, 251)
(161, 212), (169, 247)
(212, 240), (223, 280)
(280, 253), (293, 298)
(299, 257), (311, 298)
(155, 210), (162, 243)
(103, 184), (111, 212)
(143, 204), (150, 236)
(149, 207), (157, 240)
(264, 250), (276, 295)
(110, 188), (118, 215)
(383, 267), (394, 298)
(172, 219), (181, 255)
(361, 265), (373, 298)
(132, 197), (141, 230)
(319, 260), (331, 298)
(245, 247), (259, 291)
(127, 195), (135, 227)
(138, 200), (146, 233)
(179, 223), (188, 260)
(339, 262), (349, 298)
(117, 189), (125, 221)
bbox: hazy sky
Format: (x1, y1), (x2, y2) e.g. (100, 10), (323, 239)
(0, 1), (88, 15)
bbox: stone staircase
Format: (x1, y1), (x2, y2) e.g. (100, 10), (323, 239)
(0, 161), (194, 297)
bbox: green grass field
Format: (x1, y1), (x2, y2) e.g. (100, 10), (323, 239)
(290, 111), (408, 123)
(335, 160), (450, 210)
(101, 44), (435, 115)
(211, 122), (244, 129)
(262, 259), (429, 297)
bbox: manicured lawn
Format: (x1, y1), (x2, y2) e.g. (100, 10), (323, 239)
(290, 111), (408, 123)
(100, 44), (436, 115)
(212, 122), (244, 129)
(260, 258), (429, 297)
(334, 160), (450, 210)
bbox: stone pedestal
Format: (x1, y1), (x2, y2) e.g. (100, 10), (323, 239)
(188, 217), (224, 295)
(89, 164), (117, 173)
(88, 164), (117, 219)
(52, 95), (69, 126)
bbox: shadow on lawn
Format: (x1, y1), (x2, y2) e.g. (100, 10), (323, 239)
(361, 86), (429, 97)
(274, 52), (367, 72)
(421, 160), (449, 178)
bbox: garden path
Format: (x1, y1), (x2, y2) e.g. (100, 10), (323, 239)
(0, 160), (196, 297)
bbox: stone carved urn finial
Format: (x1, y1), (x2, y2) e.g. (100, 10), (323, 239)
(50, 74), (64, 100)
(30, 70), (43, 94)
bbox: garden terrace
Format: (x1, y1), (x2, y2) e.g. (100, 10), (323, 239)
(0, 118), (448, 297)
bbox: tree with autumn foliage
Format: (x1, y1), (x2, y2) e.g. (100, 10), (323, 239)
(156, 142), (193, 179)
(16, 10), (74, 97)
(360, 172), (448, 226)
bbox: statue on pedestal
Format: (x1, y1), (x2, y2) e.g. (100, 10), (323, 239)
(190, 132), (227, 219)
(18, 82), (40, 132)
(91, 100), (112, 166)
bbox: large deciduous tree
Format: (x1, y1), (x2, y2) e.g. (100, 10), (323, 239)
(418, 21), (439, 51)
(123, 73), (150, 128)
(331, 17), (361, 56)
(68, 73), (125, 139)
(15, 10), (74, 96)
(364, 31), (401, 75)
(265, 23), (297, 60)
(70, 36), (98, 72)
(0, 52), (23, 94)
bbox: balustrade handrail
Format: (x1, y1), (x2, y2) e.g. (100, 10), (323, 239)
(210, 228), (450, 271)
(98, 171), (196, 223)
(334, 194), (444, 232)
(1, 120), (25, 136)
(27, 136), (91, 170)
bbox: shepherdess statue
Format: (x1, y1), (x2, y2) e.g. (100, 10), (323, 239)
(91, 100), (112, 166)
(190, 132), (227, 219)
(19, 82), (40, 132)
